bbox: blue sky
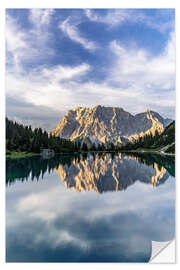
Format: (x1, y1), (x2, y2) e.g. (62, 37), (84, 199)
(6, 9), (175, 131)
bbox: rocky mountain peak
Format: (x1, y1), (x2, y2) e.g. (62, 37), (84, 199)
(51, 105), (172, 147)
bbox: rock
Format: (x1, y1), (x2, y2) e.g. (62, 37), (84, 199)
(51, 106), (172, 147)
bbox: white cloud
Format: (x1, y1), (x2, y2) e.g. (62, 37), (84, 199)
(7, 70), (174, 123)
(85, 9), (133, 26)
(109, 31), (175, 91)
(42, 63), (90, 82)
(6, 10), (54, 71)
(29, 8), (54, 26)
(6, 36), (175, 123)
(6, 16), (27, 52)
(59, 17), (97, 51)
(6, 15), (28, 68)
(6, 62), (91, 113)
(6, 11), (175, 129)
(85, 9), (174, 33)
(28, 9), (54, 46)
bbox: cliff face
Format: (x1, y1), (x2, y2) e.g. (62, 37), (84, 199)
(52, 105), (172, 146)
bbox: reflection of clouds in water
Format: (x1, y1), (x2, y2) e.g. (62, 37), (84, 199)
(6, 165), (175, 262)
(7, 221), (151, 262)
(7, 202), (152, 262)
(15, 176), (174, 224)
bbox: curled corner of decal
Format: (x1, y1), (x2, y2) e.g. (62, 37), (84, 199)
(150, 240), (175, 263)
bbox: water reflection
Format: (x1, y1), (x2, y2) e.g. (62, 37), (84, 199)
(6, 152), (175, 192)
(6, 152), (175, 262)
(56, 153), (173, 193)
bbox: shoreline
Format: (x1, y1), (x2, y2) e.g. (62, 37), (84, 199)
(6, 148), (175, 159)
(119, 149), (175, 156)
(6, 151), (40, 159)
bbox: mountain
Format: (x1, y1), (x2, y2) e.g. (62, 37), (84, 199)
(55, 153), (169, 193)
(122, 120), (175, 154)
(154, 121), (175, 153)
(52, 105), (172, 147)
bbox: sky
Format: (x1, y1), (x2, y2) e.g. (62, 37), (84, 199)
(6, 9), (175, 131)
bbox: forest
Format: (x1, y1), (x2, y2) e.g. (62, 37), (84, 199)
(6, 117), (78, 154)
(119, 121), (175, 153)
(6, 117), (175, 155)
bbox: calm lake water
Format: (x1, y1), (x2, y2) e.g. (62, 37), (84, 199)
(6, 152), (175, 262)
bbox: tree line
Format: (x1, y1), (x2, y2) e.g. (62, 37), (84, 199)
(6, 117), (119, 153)
(6, 117), (175, 154)
(6, 117), (77, 153)
(119, 121), (175, 153)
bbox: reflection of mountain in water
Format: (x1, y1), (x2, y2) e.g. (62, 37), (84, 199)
(6, 153), (174, 191)
(56, 153), (169, 193)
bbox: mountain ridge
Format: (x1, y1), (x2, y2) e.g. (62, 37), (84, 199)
(52, 105), (172, 147)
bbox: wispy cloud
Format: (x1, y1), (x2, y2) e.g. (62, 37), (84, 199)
(6, 15), (28, 69)
(109, 31), (175, 91)
(6, 62), (92, 125)
(6, 9), (175, 130)
(59, 17), (97, 51)
(85, 9), (134, 26)
(29, 8), (54, 26)
(6, 30), (175, 130)
(85, 9), (174, 33)
(41, 63), (90, 82)
(6, 9), (55, 71)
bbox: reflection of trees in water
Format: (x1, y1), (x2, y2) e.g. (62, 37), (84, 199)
(6, 152), (175, 186)
(123, 152), (175, 177)
(6, 155), (75, 185)
(90, 151), (175, 178)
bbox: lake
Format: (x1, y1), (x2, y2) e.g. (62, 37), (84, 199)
(6, 152), (175, 262)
